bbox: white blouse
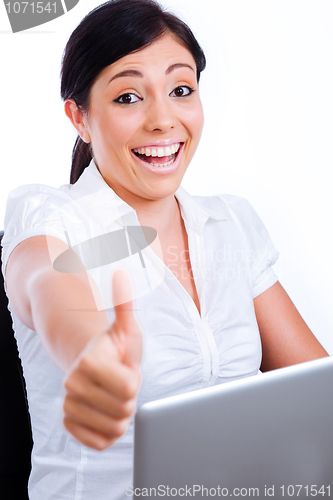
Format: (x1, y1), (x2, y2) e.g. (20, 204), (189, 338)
(1, 160), (278, 500)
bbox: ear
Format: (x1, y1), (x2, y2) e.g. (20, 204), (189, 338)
(64, 99), (92, 144)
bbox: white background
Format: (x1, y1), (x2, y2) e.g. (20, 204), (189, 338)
(0, 0), (332, 353)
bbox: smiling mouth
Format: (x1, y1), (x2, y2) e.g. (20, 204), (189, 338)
(132, 143), (182, 168)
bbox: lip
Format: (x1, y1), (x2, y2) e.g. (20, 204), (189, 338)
(131, 142), (184, 175)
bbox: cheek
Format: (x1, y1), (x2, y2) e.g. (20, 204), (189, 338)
(187, 103), (204, 140)
(105, 110), (141, 148)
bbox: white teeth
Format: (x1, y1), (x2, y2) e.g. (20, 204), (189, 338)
(150, 157), (175, 168)
(133, 143), (180, 157)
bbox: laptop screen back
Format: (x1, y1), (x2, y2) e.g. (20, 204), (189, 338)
(134, 357), (333, 499)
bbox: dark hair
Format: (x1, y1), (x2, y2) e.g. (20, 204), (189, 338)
(61, 0), (206, 184)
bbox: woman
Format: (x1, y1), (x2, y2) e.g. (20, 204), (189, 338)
(1, 0), (328, 498)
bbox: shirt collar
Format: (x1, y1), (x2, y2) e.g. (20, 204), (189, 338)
(175, 185), (228, 231)
(69, 159), (136, 229)
(69, 159), (227, 231)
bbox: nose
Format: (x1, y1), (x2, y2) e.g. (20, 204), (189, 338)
(143, 94), (176, 133)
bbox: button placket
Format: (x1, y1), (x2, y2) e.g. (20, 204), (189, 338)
(185, 220), (220, 384)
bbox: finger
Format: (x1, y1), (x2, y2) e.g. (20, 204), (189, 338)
(63, 416), (123, 451)
(65, 383), (137, 419)
(69, 383), (137, 419)
(112, 268), (134, 320)
(111, 269), (143, 367)
(64, 395), (131, 439)
(64, 354), (141, 402)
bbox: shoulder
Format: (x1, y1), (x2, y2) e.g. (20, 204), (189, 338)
(6, 184), (71, 216)
(6, 181), (71, 204)
(2, 182), (73, 249)
(3, 181), (71, 210)
(192, 192), (277, 254)
(192, 192), (258, 223)
(178, 186), (266, 233)
(194, 193), (279, 295)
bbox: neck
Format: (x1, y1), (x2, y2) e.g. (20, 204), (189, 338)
(95, 159), (182, 234)
(108, 185), (182, 238)
(135, 195), (181, 238)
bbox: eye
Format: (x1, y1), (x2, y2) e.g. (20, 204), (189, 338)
(114, 93), (141, 104)
(170, 86), (195, 98)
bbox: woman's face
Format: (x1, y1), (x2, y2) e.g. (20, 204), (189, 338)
(71, 33), (204, 206)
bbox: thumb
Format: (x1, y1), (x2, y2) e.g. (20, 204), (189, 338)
(111, 268), (143, 367)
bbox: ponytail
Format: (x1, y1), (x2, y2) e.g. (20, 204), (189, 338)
(70, 136), (93, 184)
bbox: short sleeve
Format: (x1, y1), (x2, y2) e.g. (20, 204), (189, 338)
(1, 184), (71, 278)
(220, 195), (279, 298)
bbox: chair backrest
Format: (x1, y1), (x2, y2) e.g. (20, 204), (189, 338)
(0, 230), (32, 499)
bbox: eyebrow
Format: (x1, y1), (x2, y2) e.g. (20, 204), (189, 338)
(166, 63), (195, 75)
(108, 63), (195, 84)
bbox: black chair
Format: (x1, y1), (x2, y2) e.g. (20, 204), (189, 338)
(0, 230), (33, 499)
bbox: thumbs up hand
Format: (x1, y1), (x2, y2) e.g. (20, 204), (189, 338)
(63, 269), (142, 450)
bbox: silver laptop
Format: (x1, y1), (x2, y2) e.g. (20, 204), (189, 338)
(134, 357), (333, 499)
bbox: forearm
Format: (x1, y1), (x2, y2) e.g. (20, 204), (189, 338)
(28, 269), (110, 372)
